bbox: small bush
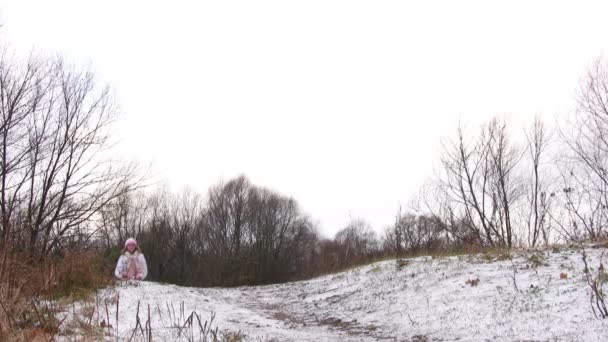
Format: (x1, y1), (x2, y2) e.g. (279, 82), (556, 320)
(529, 284), (542, 295)
(395, 259), (409, 271)
(527, 253), (547, 268)
(465, 278), (480, 286)
(481, 254), (494, 263)
(223, 331), (246, 342)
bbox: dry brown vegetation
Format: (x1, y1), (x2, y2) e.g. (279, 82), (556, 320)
(0, 249), (113, 341)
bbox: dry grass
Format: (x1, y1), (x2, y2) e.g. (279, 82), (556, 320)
(0, 249), (114, 341)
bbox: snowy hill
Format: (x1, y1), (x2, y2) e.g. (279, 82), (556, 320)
(60, 246), (608, 341)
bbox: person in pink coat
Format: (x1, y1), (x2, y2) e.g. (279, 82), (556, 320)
(114, 238), (148, 280)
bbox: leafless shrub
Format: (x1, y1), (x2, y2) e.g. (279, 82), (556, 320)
(581, 250), (608, 318)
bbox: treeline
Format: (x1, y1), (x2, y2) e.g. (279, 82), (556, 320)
(97, 177), (318, 285)
(2, 43), (608, 290)
(96, 176), (386, 286)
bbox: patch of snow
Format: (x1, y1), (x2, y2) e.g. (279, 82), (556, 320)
(58, 247), (608, 341)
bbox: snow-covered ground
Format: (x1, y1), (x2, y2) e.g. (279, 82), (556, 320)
(59, 246), (608, 341)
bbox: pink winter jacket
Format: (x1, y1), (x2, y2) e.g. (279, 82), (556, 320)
(114, 251), (148, 280)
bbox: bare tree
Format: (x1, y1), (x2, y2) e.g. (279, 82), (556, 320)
(172, 175), (321, 285)
(0, 52), (48, 255)
(0, 51), (138, 259)
(202, 175), (251, 263)
(334, 218), (378, 266)
(98, 190), (151, 250)
(247, 187), (309, 281)
(558, 57), (608, 241)
(390, 213), (445, 254)
(138, 187), (173, 279)
(548, 165), (605, 242)
(525, 117), (553, 247)
(169, 188), (203, 284)
(487, 118), (526, 247)
(436, 117), (524, 248)
(382, 218), (403, 256)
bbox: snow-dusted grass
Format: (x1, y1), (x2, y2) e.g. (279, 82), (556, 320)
(58, 246), (608, 341)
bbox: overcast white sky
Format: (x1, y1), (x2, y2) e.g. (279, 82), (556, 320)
(2, 0), (607, 237)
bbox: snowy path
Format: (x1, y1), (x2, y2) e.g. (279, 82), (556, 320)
(60, 246), (608, 341)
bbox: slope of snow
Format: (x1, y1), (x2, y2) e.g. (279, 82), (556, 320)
(59, 246), (608, 341)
